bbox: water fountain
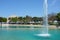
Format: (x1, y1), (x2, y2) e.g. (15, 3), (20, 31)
(35, 0), (50, 37)
(6, 17), (9, 29)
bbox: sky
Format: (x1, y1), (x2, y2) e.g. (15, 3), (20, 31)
(0, 0), (60, 17)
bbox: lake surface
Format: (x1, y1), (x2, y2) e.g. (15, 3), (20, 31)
(0, 27), (60, 40)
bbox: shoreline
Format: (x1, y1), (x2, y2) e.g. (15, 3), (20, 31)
(0, 24), (58, 29)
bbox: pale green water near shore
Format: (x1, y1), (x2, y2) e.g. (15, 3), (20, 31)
(0, 26), (60, 40)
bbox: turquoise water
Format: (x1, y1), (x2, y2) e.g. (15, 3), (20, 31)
(0, 28), (60, 40)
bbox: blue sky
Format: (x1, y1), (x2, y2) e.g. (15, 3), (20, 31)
(0, 0), (60, 17)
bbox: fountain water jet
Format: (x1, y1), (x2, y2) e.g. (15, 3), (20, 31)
(35, 0), (50, 37)
(6, 17), (9, 29)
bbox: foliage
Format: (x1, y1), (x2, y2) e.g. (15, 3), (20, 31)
(48, 13), (56, 22)
(56, 12), (60, 25)
(56, 12), (60, 21)
(10, 17), (18, 22)
(2, 17), (7, 22)
(0, 17), (7, 22)
(1, 12), (60, 24)
(0, 17), (3, 22)
(32, 17), (39, 22)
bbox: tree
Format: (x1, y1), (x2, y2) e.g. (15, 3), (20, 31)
(25, 15), (32, 22)
(56, 12), (60, 26)
(56, 12), (60, 21)
(18, 17), (23, 20)
(32, 17), (39, 22)
(0, 17), (3, 22)
(0, 17), (3, 26)
(2, 17), (7, 22)
(18, 17), (23, 22)
(10, 17), (18, 22)
(38, 17), (43, 21)
(23, 15), (32, 23)
(48, 13), (56, 22)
